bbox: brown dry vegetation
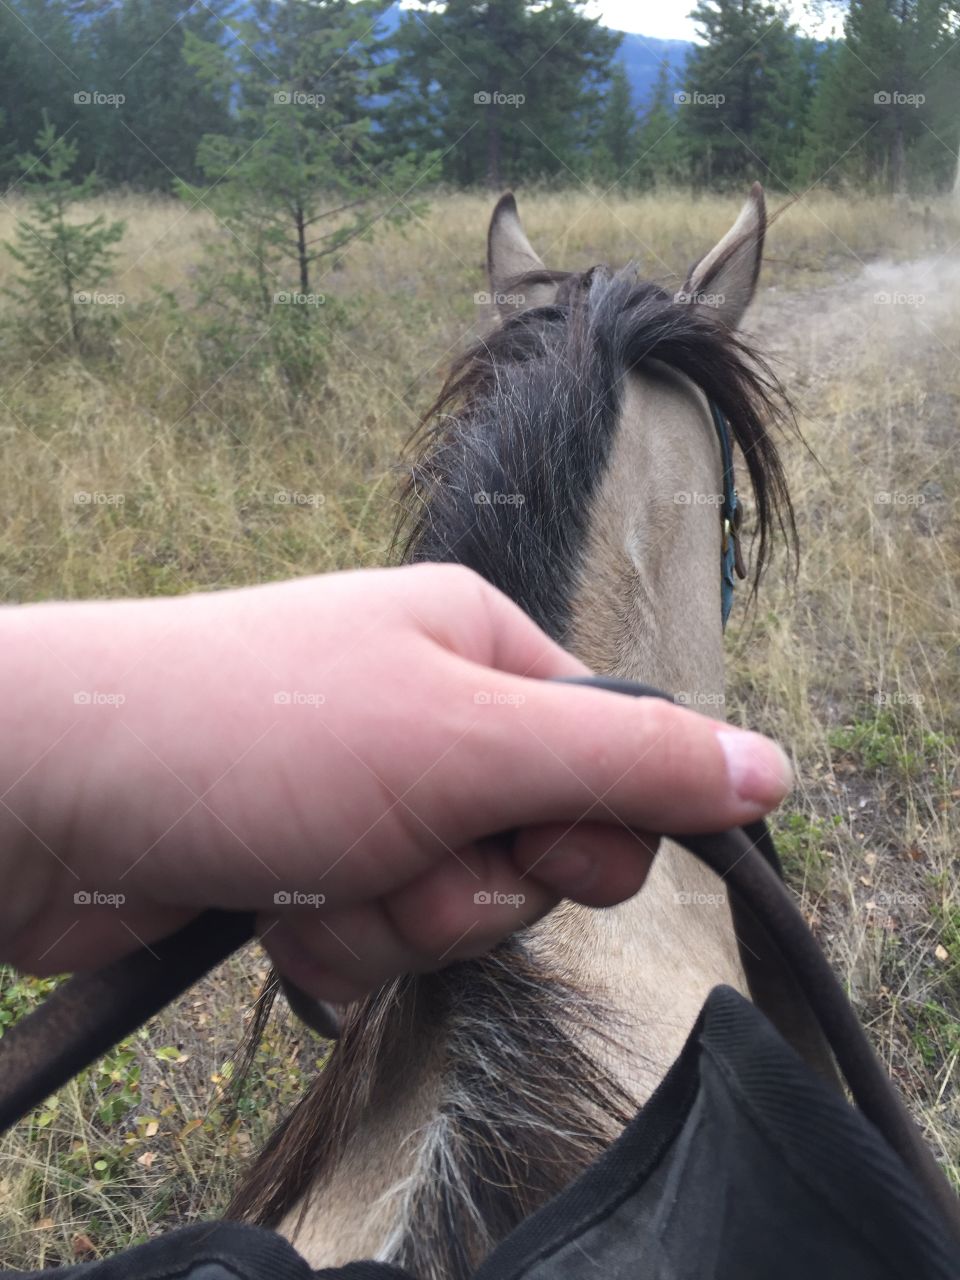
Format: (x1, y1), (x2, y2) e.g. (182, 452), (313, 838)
(0, 187), (958, 1266)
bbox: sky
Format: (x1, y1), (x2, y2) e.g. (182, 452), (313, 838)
(585, 0), (846, 42)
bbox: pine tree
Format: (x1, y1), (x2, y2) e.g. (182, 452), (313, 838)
(801, 0), (958, 193)
(2, 116), (125, 355)
(179, 0), (422, 386)
(679, 0), (813, 187)
(385, 0), (621, 188)
(635, 62), (688, 187)
(593, 63), (638, 183)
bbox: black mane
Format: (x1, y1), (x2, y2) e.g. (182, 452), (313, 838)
(398, 266), (796, 640)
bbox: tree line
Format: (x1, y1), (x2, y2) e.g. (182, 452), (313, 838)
(0, 0), (957, 199)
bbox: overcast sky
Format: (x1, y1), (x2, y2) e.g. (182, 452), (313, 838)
(583, 1), (846, 42)
(399, 3), (848, 45)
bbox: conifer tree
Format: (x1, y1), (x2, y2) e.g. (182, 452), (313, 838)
(2, 116), (124, 355)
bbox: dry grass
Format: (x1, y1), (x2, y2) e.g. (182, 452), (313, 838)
(0, 185), (958, 1265)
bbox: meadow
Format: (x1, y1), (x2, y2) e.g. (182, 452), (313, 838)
(0, 186), (958, 1265)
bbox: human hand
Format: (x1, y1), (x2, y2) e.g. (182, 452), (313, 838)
(0, 564), (791, 1002)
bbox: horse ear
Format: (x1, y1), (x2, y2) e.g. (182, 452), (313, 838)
(486, 192), (558, 317)
(681, 183), (766, 329)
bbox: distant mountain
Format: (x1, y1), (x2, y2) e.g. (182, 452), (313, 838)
(615, 33), (692, 110)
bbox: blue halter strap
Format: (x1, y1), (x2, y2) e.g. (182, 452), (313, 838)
(710, 400), (745, 628)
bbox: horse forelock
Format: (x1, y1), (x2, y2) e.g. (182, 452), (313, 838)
(396, 262), (796, 639)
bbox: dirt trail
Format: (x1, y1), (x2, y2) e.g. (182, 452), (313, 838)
(752, 254), (960, 398)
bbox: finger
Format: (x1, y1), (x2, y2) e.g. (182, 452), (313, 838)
(511, 820), (658, 908)
(263, 840), (559, 1002)
(383, 837), (557, 965)
(435, 676), (792, 839)
(259, 907), (384, 1005)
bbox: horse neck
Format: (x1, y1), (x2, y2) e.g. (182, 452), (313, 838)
(537, 363), (745, 1101)
(566, 363), (727, 697)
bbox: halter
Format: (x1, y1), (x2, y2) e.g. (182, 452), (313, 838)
(711, 400), (747, 626)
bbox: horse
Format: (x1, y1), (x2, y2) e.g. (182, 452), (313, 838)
(226, 186), (796, 1279)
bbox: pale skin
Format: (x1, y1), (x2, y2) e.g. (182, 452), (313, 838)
(0, 563), (792, 1002)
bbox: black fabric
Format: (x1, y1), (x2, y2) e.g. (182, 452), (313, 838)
(7, 987), (959, 1280)
(473, 985), (960, 1280)
(4, 1223), (320, 1280)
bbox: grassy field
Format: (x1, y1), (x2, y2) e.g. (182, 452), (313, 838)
(0, 186), (958, 1264)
